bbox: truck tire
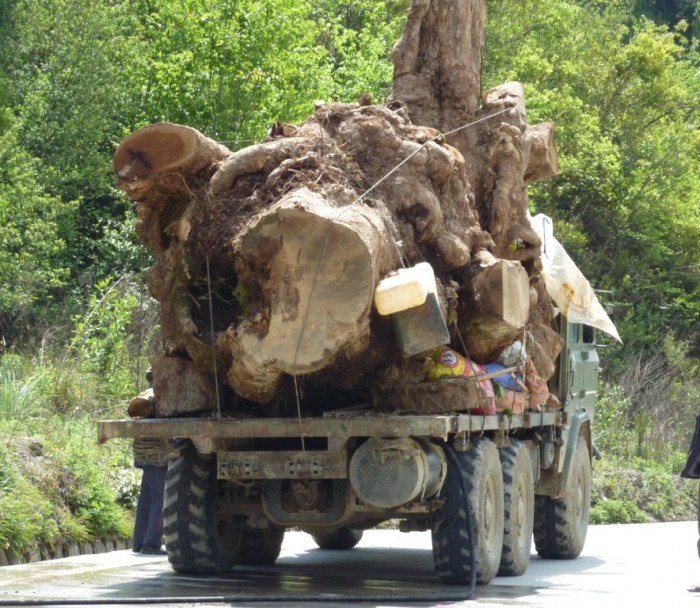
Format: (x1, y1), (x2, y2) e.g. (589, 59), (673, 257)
(311, 527), (363, 550)
(498, 438), (534, 576)
(236, 525), (285, 565)
(534, 434), (591, 559)
(163, 440), (241, 573)
(431, 437), (504, 584)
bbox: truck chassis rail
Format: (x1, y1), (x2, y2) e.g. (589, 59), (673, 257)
(98, 411), (564, 448)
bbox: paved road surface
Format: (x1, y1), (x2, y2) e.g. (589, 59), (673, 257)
(0, 522), (698, 607)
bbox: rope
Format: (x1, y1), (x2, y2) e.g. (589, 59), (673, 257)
(205, 254), (222, 421)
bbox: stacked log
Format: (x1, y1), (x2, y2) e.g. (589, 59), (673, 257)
(114, 0), (563, 417)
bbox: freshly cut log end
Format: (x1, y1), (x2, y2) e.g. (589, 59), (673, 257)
(458, 257), (530, 362)
(113, 122), (230, 181)
(225, 188), (398, 403)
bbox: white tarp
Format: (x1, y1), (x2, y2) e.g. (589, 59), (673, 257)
(529, 213), (622, 343)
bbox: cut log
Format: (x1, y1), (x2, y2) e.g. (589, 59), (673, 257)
(221, 187), (399, 403)
(475, 82), (544, 265)
(113, 122), (231, 184)
(459, 254), (531, 362)
(524, 122), (558, 183)
(113, 123), (231, 251)
(151, 356), (219, 417)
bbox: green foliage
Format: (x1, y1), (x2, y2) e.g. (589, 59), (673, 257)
(592, 457), (697, 523)
(68, 275), (152, 403)
(60, 422), (132, 539)
(0, 356), (47, 423)
(130, 0), (331, 142)
(312, 1), (408, 103)
(633, 0), (699, 41)
(0, 0), (151, 301)
(590, 499), (648, 524)
(0, 356), (135, 556)
(594, 337), (700, 467)
(0, 122), (71, 339)
(5, 0), (146, 199)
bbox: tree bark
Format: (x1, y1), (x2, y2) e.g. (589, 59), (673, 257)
(391, 0), (485, 131)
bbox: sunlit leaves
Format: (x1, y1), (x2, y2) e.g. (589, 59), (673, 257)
(0, 124), (70, 322)
(485, 0), (700, 358)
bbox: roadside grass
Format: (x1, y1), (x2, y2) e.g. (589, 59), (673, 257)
(591, 456), (698, 524)
(0, 356), (136, 558)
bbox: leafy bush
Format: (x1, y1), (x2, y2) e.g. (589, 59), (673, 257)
(68, 276), (143, 401)
(59, 422), (132, 539)
(592, 456), (698, 523)
(590, 499), (648, 524)
(0, 356), (136, 557)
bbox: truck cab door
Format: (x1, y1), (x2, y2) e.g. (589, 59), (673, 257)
(563, 320), (598, 421)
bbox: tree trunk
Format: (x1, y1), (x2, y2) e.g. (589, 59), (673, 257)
(391, 0), (485, 131)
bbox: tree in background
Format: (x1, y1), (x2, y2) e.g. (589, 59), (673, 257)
(484, 0), (700, 454)
(0, 0), (406, 345)
(0, 119), (71, 347)
(633, 0), (699, 40)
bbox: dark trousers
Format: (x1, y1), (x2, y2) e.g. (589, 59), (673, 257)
(132, 465), (167, 552)
(682, 415), (700, 480)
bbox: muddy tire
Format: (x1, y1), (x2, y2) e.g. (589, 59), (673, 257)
(312, 528), (363, 550)
(236, 525), (285, 565)
(163, 440), (241, 573)
(498, 438), (534, 576)
(431, 437), (504, 584)
(534, 435), (591, 559)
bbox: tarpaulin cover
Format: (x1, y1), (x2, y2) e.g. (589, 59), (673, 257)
(529, 213), (622, 343)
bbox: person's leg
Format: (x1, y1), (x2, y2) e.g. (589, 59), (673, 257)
(132, 468), (149, 552)
(681, 415), (700, 479)
(141, 465), (167, 552)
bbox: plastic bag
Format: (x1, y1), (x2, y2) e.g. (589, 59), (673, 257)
(497, 340), (528, 368)
(426, 346), (496, 413)
(483, 362), (523, 391)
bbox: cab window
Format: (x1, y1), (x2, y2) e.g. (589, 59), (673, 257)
(568, 322), (580, 344)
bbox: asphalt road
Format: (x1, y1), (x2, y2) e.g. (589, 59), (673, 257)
(0, 522), (698, 608)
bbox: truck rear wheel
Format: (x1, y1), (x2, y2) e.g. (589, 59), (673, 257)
(431, 437), (504, 584)
(236, 525), (285, 565)
(163, 440), (241, 573)
(312, 527), (363, 550)
(498, 438), (534, 576)
(534, 434), (591, 559)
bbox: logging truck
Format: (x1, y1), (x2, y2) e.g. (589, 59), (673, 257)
(98, 313), (599, 585)
(95, 0), (619, 586)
